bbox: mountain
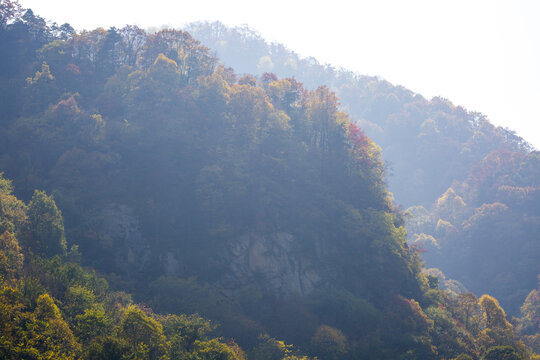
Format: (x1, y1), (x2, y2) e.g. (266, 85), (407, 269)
(0, 2), (538, 359)
(185, 21), (540, 316)
(186, 21), (533, 207)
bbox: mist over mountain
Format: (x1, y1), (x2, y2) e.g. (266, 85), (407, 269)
(186, 21), (534, 206)
(0, 2), (538, 359)
(186, 20), (540, 315)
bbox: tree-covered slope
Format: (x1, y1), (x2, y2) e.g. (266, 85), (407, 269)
(0, 2), (424, 299)
(0, 2), (538, 359)
(0, 172), (303, 360)
(409, 149), (540, 315)
(184, 21), (540, 316)
(0, 4), (427, 357)
(186, 21), (533, 208)
(2, 168), (537, 359)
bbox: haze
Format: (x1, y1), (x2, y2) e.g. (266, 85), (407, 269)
(20, 0), (540, 149)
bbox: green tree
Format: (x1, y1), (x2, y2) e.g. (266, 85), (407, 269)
(119, 305), (167, 359)
(27, 190), (66, 257)
(85, 336), (130, 360)
(478, 295), (515, 349)
(518, 285), (539, 335)
(162, 313), (215, 351)
(35, 293), (62, 321)
(76, 307), (111, 343)
(310, 325), (348, 360)
(0, 173), (27, 234)
(434, 187), (467, 224)
(140, 28), (217, 84)
(0, 231), (23, 280)
(250, 335), (313, 360)
(483, 345), (524, 360)
(33, 293), (81, 358)
(193, 339), (239, 360)
(63, 285), (97, 318)
(24, 61), (59, 113)
(480, 295), (513, 332)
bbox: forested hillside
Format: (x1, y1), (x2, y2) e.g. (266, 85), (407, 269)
(0, 2), (538, 359)
(186, 21), (533, 207)
(0, 173), (285, 359)
(408, 150), (540, 315)
(186, 21), (540, 316)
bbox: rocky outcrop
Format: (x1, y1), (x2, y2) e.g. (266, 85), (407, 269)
(225, 232), (321, 297)
(99, 204), (150, 277)
(96, 205), (321, 297)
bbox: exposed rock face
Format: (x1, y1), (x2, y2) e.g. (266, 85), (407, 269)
(99, 204), (150, 277)
(225, 232), (321, 297)
(96, 205), (320, 297)
(163, 251), (181, 276)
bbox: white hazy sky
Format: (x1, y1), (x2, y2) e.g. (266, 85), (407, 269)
(20, 0), (540, 149)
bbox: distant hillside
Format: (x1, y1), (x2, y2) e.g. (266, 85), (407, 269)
(408, 149), (540, 315)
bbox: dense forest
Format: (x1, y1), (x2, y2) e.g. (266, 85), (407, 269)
(186, 22), (540, 317)
(0, 1), (538, 359)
